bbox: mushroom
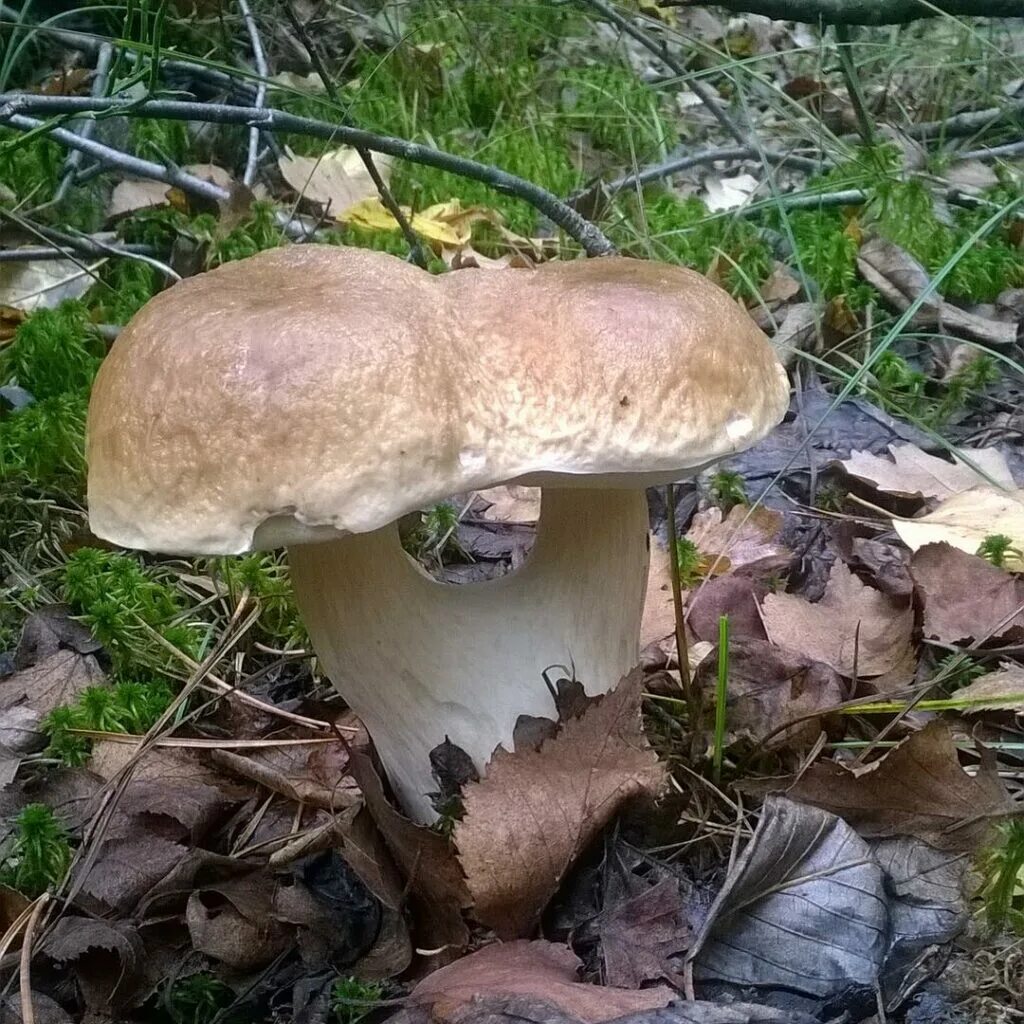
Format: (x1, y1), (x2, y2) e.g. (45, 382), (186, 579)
(86, 245), (789, 821)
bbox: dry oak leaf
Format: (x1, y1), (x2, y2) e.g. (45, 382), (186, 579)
(772, 720), (1016, 852)
(410, 940), (674, 1023)
(893, 486), (1024, 570)
(107, 164), (234, 219)
(453, 668), (665, 939)
(840, 443), (1015, 502)
(340, 197), (502, 249)
(761, 560), (914, 678)
(910, 543), (1024, 645)
(685, 505), (791, 576)
(0, 650), (104, 716)
(278, 146), (390, 212)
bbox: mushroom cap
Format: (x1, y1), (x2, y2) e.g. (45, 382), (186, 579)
(87, 245), (789, 555)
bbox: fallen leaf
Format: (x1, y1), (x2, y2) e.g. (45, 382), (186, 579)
(910, 543), (1024, 645)
(686, 505), (791, 576)
(832, 523), (913, 598)
(943, 159), (999, 193)
(107, 164), (234, 219)
(476, 485), (542, 523)
(759, 262), (801, 304)
(187, 874), (291, 969)
(687, 575), (768, 643)
(347, 748), (472, 949)
(43, 917), (147, 1010)
(692, 797), (888, 997)
(640, 534), (684, 654)
(955, 662), (1024, 711)
(0, 257), (101, 311)
(0, 705), (46, 785)
(0, 992), (73, 1024)
(340, 197), (502, 250)
(454, 668), (664, 938)
(268, 70), (327, 93)
(840, 443), (1015, 501)
(0, 305), (27, 343)
(278, 146), (389, 213)
(762, 560), (914, 677)
(857, 236), (1017, 346)
(597, 875), (692, 988)
(703, 173), (759, 212)
(410, 941), (674, 1023)
(894, 486), (1024, 569)
(695, 639), (847, 748)
(75, 832), (188, 915)
(0, 649), (103, 716)
(772, 721), (1016, 851)
(14, 604), (100, 669)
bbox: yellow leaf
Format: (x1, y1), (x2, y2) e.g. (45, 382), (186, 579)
(338, 197), (504, 251)
(893, 486), (1024, 571)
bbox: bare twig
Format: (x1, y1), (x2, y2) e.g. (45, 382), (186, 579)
(569, 143), (827, 209)
(280, 0), (430, 267)
(661, 0), (1024, 24)
(0, 94), (616, 255)
(957, 139), (1024, 161)
(581, 0), (748, 145)
(904, 97), (1024, 141)
(0, 241), (155, 262)
(237, 0), (268, 188)
(53, 43), (114, 204)
(19, 893), (49, 1024)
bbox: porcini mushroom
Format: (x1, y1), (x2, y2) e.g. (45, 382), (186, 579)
(86, 245), (789, 821)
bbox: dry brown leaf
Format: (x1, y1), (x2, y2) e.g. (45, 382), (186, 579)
(761, 560), (914, 677)
(0, 257), (100, 311)
(107, 164), (234, 219)
(75, 833), (188, 915)
(840, 443), (1015, 501)
(0, 305), (27, 343)
(410, 941), (674, 1023)
(347, 748), (472, 950)
(857, 236), (1017, 347)
(0, 649), (103, 716)
(454, 669), (664, 938)
(910, 543), (1024, 645)
(476, 484), (541, 523)
(695, 639), (847, 748)
(278, 146), (389, 212)
(759, 262), (802, 304)
(956, 663), (1024, 712)
(597, 876), (693, 988)
(640, 534), (682, 654)
(686, 505), (791, 575)
(687, 575), (768, 643)
(771, 721), (1015, 851)
(894, 486), (1024, 569)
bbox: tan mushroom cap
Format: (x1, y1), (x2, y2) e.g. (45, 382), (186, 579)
(86, 245), (789, 555)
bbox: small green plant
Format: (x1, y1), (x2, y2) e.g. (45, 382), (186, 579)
(813, 482), (848, 512)
(44, 680), (176, 766)
(674, 537), (704, 587)
(404, 502), (468, 567)
(89, 259), (159, 324)
(978, 819), (1024, 934)
(63, 548), (205, 674)
(0, 804), (72, 897)
(213, 553), (306, 647)
(162, 972), (238, 1024)
(331, 976), (386, 1024)
(711, 615), (730, 784)
(709, 470), (747, 512)
(0, 392), (89, 489)
(934, 653), (987, 695)
(977, 533), (1023, 569)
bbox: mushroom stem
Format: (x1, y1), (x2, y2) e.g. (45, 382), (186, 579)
(288, 487), (650, 822)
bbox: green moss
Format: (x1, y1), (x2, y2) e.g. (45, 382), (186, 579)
(0, 128), (64, 205)
(560, 65), (674, 160)
(0, 303), (102, 400)
(0, 804), (72, 897)
(44, 679), (176, 766)
(210, 553), (307, 648)
(870, 179), (1024, 301)
(638, 195), (773, 301)
(88, 259), (159, 324)
(62, 548), (205, 675)
(130, 115), (191, 165)
(0, 393), (88, 488)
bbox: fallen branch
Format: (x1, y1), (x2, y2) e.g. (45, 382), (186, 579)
(237, 0), (269, 188)
(906, 97), (1024, 140)
(53, 43), (113, 204)
(0, 93), (616, 256)
(661, 0), (1024, 25)
(0, 241), (155, 262)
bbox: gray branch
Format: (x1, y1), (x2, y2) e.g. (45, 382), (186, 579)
(0, 93), (616, 256)
(237, 0), (269, 188)
(663, 0), (1024, 25)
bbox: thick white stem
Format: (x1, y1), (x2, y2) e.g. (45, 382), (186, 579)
(288, 487), (649, 822)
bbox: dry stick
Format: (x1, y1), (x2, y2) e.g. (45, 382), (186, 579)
(958, 139), (1024, 160)
(53, 43), (114, 204)
(904, 97), (1024, 141)
(237, 0), (268, 188)
(18, 893), (49, 1024)
(0, 241), (154, 262)
(664, 484), (697, 735)
(661, 0), (1024, 24)
(0, 93), (616, 256)
(280, 0), (430, 267)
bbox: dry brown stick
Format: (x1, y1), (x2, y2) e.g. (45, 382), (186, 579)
(18, 893), (49, 1024)
(662, 0), (1024, 24)
(280, 0), (430, 268)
